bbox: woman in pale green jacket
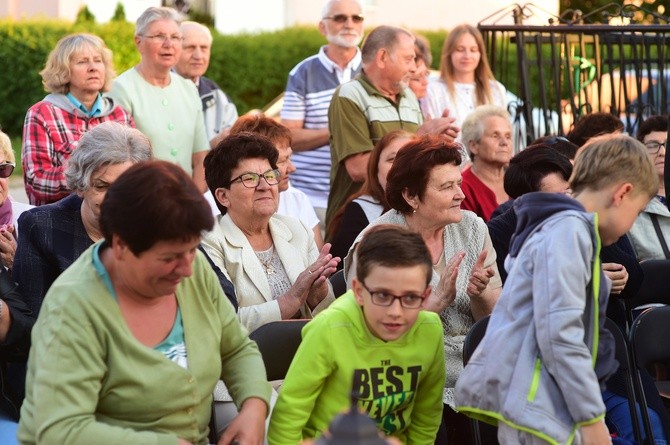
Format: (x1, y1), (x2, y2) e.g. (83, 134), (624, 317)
(18, 161), (271, 445)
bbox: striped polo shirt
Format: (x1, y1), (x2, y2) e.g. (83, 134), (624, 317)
(281, 46), (362, 209)
(326, 74), (424, 229)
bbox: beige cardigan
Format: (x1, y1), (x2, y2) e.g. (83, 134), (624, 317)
(202, 212), (334, 332)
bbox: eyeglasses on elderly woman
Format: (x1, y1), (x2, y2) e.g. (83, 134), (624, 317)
(0, 162), (15, 178)
(228, 169), (281, 188)
(141, 33), (183, 45)
(645, 140), (667, 155)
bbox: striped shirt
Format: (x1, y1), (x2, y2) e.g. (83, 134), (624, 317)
(281, 46), (362, 209)
(326, 75), (423, 229)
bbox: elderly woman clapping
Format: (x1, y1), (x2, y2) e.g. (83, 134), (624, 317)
(344, 135), (502, 443)
(18, 161), (271, 445)
(202, 133), (339, 332)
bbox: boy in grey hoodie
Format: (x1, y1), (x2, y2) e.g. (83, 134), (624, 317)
(455, 134), (658, 445)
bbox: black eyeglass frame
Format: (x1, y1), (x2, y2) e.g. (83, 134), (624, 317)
(227, 168), (281, 188)
(322, 14), (365, 23)
(360, 282), (426, 309)
(644, 141), (667, 155)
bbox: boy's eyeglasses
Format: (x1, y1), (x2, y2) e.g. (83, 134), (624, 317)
(323, 14), (364, 23)
(645, 141), (667, 155)
(0, 162), (15, 178)
(361, 283), (426, 309)
(228, 169), (280, 188)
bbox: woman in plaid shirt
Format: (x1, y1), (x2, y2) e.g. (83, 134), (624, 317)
(21, 33), (134, 206)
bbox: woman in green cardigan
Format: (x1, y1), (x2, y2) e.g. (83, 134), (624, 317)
(18, 161), (271, 445)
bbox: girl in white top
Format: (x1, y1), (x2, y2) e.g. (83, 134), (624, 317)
(425, 24), (507, 148)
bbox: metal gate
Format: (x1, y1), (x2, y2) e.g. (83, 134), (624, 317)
(478, 2), (670, 149)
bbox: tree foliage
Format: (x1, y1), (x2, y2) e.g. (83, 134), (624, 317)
(74, 6), (95, 24)
(111, 3), (126, 22)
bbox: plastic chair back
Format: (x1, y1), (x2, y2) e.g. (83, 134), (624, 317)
(249, 319), (308, 381)
(329, 269), (347, 298)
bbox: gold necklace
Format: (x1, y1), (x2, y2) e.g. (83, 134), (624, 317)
(256, 246), (275, 275)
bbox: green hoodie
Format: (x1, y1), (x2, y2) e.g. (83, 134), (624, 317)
(268, 291), (445, 444)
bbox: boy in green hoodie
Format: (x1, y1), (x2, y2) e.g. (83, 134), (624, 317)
(268, 225), (445, 444)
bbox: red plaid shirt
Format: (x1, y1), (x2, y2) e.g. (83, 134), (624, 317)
(22, 99), (134, 205)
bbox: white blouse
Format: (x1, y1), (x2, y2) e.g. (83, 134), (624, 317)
(425, 78), (507, 141)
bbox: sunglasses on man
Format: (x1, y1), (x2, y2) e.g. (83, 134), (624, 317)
(323, 14), (364, 23)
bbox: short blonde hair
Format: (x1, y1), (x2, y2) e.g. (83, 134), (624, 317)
(570, 134), (658, 198)
(0, 130), (14, 163)
(40, 33), (115, 94)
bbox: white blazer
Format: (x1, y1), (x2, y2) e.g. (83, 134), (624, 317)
(202, 212), (334, 332)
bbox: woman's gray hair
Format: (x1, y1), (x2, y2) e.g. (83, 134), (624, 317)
(135, 6), (182, 37)
(40, 33), (115, 94)
(65, 122), (153, 192)
(461, 104), (511, 146)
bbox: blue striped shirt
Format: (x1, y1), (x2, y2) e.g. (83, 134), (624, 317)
(281, 46), (362, 209)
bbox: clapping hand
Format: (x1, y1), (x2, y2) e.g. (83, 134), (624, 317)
(417, 108), (460, 142)
(0, 225), (16, 269)
(466, 249), (495, 299)
(305, 243), (340, 308)
(278, 243), (340, 318)
(426, 251), (464, 313)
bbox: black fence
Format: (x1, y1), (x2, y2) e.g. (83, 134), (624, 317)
(478, 3), (670, 150)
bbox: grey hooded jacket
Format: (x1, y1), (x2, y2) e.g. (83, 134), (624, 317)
(455, 192), (616, 445)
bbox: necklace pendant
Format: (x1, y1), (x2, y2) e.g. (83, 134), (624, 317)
(265, 266), (274, 275)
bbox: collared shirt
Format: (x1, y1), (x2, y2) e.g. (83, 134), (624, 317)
(66, 92), (103, 117)
(316, 45), (362, 84)
(326, 73), (423, 228)
(22, 95), (134, 205)
(281, 45), (363, 209)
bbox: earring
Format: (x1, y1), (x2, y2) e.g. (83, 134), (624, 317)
(413, 209), (417, 214)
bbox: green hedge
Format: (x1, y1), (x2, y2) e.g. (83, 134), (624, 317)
(0, 21), (459, 141)
(0, 20), (138, 139)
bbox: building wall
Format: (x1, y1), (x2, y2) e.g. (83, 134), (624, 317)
(0, 0), (62, 20)
(215, 0), (286, 34)
(1, 0), (559, 32)
(0, 0), (160, 22)
(86, 0), (160, 23)
(215, 0), (559, 34)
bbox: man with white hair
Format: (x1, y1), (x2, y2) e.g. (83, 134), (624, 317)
(175, 21), (238, 146)
(280, 0), (365, 231)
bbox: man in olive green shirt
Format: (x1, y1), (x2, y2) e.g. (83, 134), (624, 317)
(326, 25), (458, 232)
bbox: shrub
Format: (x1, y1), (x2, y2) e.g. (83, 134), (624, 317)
(0, 21), (460, 141)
